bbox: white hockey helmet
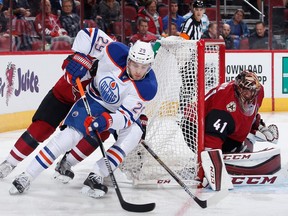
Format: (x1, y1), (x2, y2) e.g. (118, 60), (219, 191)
(128, 41), (154, 65)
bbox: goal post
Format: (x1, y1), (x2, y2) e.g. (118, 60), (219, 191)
(119, 37), (226, 186)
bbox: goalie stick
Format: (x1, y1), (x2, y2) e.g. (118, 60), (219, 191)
(76, 78), (155, 213)
(141, 140), (228, 208)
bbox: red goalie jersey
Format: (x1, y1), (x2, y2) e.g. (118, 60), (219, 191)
(204, 72), (264, 152)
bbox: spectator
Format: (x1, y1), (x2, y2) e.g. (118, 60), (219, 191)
(183, 0), (209, 33)
(82, 0), (104, 30)
(220, 23), (234, 50)
(50, 0), (77, 15)
(225, 9), (249, 49)
(137, 0), (163, 39)
(201, 22), (220, 39)
(97, 0), (121, 34)
(180, 0), (205, 40)
(162, 0), (185, 32)
(0, 0), (8, 33)
(249, 21), (268, 50)
(83, 0), (97, 19)
(129, 17), (157, 44)
(2, 0), (31, 18)
(27, 0), (41, 16)
(162, 22), (179, 37)
(34, 0), (68, 42)
(59, 0), (80, 39)
(2, 0), (37, 51)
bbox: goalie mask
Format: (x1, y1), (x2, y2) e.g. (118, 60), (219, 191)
(234, 71), (261, 116)
(127, 41), (154, 80)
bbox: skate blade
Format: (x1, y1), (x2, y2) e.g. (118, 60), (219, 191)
(81, 185), (105, 198)
(0, 170), (11, 179)
(9, 185), (24, 195)
(53, 172), (72, 184)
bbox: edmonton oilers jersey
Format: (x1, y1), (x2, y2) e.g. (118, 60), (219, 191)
(87, 42), (158, 122)
(72, 28), (113, 59)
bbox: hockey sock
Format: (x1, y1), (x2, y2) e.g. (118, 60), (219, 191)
(7, 131), (39, 166)
(27, 120), (56, 142)
(92, 145), (126, 177)
(6, 121), (56, 167)
(67, 135), (100, 166)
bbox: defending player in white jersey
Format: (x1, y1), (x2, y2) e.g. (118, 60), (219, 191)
(9, 40), (158, 197)
(0, 28), (114, 179)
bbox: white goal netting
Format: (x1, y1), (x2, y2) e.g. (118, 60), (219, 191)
(119, 37), (225, 185)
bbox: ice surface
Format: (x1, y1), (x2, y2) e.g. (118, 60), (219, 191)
(0, 112), (288, 215)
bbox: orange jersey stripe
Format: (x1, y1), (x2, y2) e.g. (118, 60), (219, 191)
(107, 149), (123, 163)
(39, 150), (53, 165)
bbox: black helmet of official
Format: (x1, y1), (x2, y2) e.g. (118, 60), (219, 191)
(193, 0), (204, 8)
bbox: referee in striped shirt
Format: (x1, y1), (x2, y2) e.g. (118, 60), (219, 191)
(180, 0), (205, 40)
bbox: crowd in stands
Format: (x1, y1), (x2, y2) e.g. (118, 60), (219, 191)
(0, 0), (287, 51)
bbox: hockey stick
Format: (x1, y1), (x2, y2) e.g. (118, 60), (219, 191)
(76, 78), (155, 212)
(141, 140), (228, 208)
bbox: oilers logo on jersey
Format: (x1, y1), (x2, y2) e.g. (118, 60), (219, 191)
(99, 77), (120, 104)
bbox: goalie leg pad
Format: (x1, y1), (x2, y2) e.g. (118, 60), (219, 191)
(223, 147), (281, 175)
(201, 149), (233, 191)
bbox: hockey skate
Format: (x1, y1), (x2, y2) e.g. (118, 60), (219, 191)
(81, 172), (108, 198)
(53, 154), (75, 184)
(0, 160), (16, 179)
(9, 172), (32, 195)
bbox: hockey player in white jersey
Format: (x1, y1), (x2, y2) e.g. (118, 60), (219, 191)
(9, 40), (158, 197)
(0, 27), (114, 179)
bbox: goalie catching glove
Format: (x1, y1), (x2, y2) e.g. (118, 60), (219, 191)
(250, 114), (279, 144)
(84, 112), (113, 136)
(63, 52), (93, 85)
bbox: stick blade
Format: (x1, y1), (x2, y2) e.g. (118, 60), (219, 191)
(205, 189), (229, 207)
(121, 202), (156, 212)
(192, 189), (229, 208)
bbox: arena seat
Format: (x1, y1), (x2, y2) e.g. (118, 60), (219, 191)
(205, 7), (217, 21)
(124, 5), (137, 22)
(158, 6), (168, 18)
(240, 38), (249, 50)
(112, 21), (133, 39)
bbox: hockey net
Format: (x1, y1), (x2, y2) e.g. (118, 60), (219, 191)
(119, 37), (225, 186)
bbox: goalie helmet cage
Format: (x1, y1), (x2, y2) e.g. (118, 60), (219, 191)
(119, 38), (225, 186)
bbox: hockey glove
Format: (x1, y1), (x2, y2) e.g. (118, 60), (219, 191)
(250, 113), (263, 134)
(251, 114), (279, 144)
(139, 114), (148, 140)
(257, 124), (279, 144)
(84, 112), (113, 136)
(64, 53), (93, 85)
